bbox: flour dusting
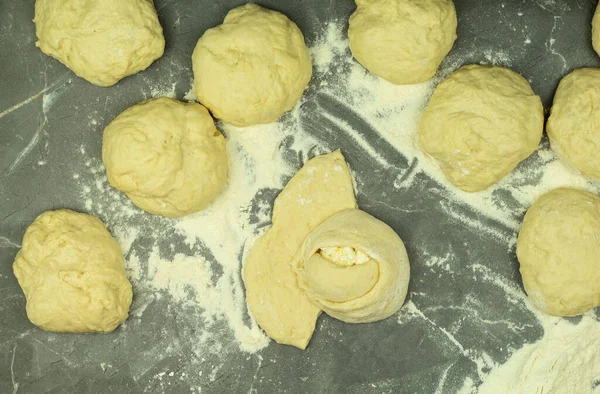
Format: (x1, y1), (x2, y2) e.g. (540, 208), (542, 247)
(68, 19), (600, 393)
(308, 21), (600, 394)
(478, 316), (600, 394)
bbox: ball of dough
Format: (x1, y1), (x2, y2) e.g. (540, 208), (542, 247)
(102, 97), (228, 218)
(13, 210), (132, 333)
(348, 0), (457, 85)
(192, 3), (312, 127)
(592, 4), (600, 57)
(419, 65), (544, 192)
(291, 209), (410, 323)
(547, 68), (600, 181)
(516, 188), (600, 317)
(34, 0), (165, 87)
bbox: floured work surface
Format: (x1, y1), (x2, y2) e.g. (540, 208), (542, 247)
(1, 0), (600, 393)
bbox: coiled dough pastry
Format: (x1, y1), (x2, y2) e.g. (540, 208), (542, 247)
(291, 209), (410, 323)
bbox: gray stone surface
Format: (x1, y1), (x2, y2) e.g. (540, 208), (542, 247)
(1, 0), (599, 393)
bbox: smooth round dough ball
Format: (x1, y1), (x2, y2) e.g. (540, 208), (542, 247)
(192, 3), (312, 127)
(292, 209), (410, 323)
(592, 4), (600, 57)
(419, 65), (544, 192)
(13, 210), (132, 333)
(547, 68), (600, 181)
(34, 0), (164, 87)
(348, 0), (457, 85)
(516, 188), (600, 317)
(103, 97), (228, 218)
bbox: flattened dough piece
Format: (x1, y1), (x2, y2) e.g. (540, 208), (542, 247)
(243, 150), (357, 349)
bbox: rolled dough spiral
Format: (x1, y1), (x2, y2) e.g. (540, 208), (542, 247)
(292, 209), (410, 323)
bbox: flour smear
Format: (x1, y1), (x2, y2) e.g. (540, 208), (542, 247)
(73, 20), (600, 392)
(478, 315), (600, 394)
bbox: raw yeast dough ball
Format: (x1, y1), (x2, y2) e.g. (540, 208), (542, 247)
(348, 0), (457, 84)
(102, 97), (228, 218)
(592, 4), (600, 57)
(192, 3), (312, 127)
(34, 0), (164, 87)
(516, 188), (600, 316)
(13, 210), (132, 333)
(419, 65), (544, 192)
(547, 68), (600, 181)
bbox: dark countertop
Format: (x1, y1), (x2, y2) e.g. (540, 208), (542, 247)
(1, 1), (599, 393)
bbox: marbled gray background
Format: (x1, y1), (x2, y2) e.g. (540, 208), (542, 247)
(1, 0), (599, 393)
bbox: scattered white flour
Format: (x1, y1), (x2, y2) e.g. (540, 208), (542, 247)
(183, 84), (196, 102)
(310, 23), (348, 74)
(312, 22), (599, 237)
(127, 246), (268, 352)
(149, 82), (177, 99)
(75, 93), (323, 357)
(305, 22), (600, 393)
(398, 300), (497, 385)
(69, 20), (600, 392)
(160, 122), (311, 352)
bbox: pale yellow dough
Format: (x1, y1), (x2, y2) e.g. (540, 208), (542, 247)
(547, 68), (600, 181)
(419, 64), (544, 192)
(192, 3), (312, 127)
(349, 0), (457, 85)
(102, 97), (228, 218)
(34, 0), (164, 87)
(13, 210), (132, 333)
(243, 150), (357, 349)
(592, 4), (600, 57)
(516, 188), (600, 317)
(292, 209), (410, 323)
